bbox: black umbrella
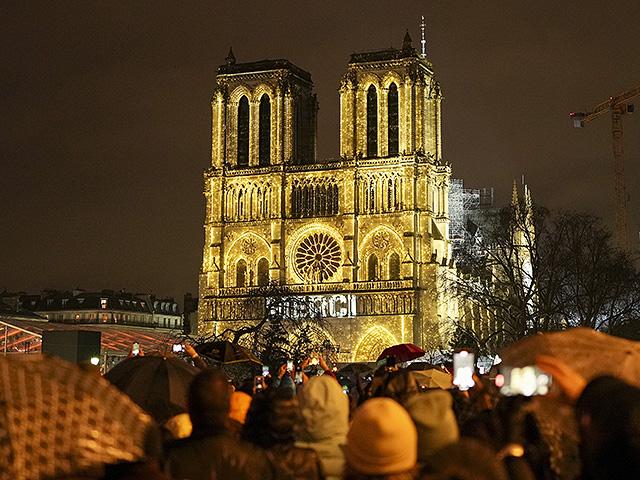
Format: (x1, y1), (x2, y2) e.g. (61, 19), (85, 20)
(196, 340), (261, 365)
(338, 362), (373, 376)
(105, 355), (199, 423)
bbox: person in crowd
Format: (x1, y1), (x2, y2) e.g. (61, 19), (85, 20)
(228, 390), (252, 437)
(379, 369), (420, 405)
(242, 389), (324, 479)
(459, 395), (545, 479)
(420, 438), (509, 480)
(183, 343), (208, 370)
(344, 397), (418, 480)
(296, 375), (349, 480)
(404, 389), (459, 464)
(537, 355), (640, 480)
(164, 368), (273, 480)
(161, 410), (192, 441)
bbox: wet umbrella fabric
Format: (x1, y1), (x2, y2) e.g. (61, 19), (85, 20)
(377, 343), (426, 363)
(412, 369), (453, 389)
(500, 327), (640, 386)
(500, 328), (640, 479)
(195, 340), (261, 365)
(338, 363), (373, 377)
(0, 355), (158, 480)
(105, 355), (199, 423)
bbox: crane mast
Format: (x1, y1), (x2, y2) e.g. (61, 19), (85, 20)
(571, 85), (639, 252)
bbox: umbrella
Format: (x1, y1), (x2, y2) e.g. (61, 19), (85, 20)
(496, 328), (640, 480)
(196, 340), (261, 365)
(499, 327), (640, 387)
(412, 369), (453, 389)
(338, 362), (373, 376)
(0, 355), (158, 480)
(105, 355), (199, 423)
(377, 343), (426, 363)
(406, 361), (437, 371)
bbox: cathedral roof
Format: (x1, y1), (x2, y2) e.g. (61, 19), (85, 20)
(350, 30), (426, 65)
(217, 58), (312, 82)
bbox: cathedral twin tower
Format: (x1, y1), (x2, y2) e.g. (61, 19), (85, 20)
(199, 32), (456, 361)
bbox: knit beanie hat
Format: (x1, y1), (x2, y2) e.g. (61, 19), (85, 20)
(228, 391), (252, 425)
(345, 397), (417, 475)
(404, 390), (459, 460)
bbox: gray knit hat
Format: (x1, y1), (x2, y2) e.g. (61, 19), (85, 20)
(404, 390), (459, 461)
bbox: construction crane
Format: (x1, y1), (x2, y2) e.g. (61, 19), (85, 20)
(571, 85), (640, 252)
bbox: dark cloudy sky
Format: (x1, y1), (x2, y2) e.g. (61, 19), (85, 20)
(1, 1), (639, 302)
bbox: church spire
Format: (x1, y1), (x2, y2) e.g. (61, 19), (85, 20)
(225, 47), (236, 66)
(402, 29), (413, 53)
(420, 16), (427, 58)
(511, 180), (519, 207)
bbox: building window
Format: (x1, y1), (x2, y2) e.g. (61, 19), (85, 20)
(366, 85), (378, 157)
(367, 254), (379, 281)
(259, 94), (271, 166)
(236, 259), (248, 287)
(100, 298), (107, 309)
(237, 96), (249, 166)
(257, 257), (270, 286)
(387, 83), (399, 155)
(389, 253), (401, 280)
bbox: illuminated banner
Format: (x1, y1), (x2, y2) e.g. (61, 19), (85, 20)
(266, 293), (357, 319)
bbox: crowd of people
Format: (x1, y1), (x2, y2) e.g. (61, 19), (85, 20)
(106, 351), (640, 480)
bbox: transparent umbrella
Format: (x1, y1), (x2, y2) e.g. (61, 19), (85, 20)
(0, 355), (159, 480)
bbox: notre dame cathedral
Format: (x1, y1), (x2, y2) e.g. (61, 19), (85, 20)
(198, 31), (458, 362)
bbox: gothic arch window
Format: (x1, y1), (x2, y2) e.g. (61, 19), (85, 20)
(332, 184), (339, 214)
(367, 254), (379, 281)
(237, 96), (249, 166)
(368, 178), (376, 213)
(259, 94), (271, 166)
(388, 83), (399, 155)
(389, 252), (401, 280)
(291, 184), (300, 218)
(237, 189), (245, 220)
(366, 85), (378, 157)
(257, 257), (269, 286)
(236, 259), (247, 287)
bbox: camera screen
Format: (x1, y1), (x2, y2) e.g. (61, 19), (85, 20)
(497, 366), (552, 396)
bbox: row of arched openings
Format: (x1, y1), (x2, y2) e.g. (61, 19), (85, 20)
(367, 252), (401, 281)
(291, 183), (339, 218)
(225, 184), (272, 221)
(360, 174), (404, 213)
(237, 94), (271, 167)
(236, 258), (270, 287)
(366, 83), (399, 158)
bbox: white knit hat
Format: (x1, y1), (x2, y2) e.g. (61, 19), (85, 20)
(345, 397), (417, 475)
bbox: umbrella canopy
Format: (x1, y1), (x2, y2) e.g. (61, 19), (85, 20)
(377, 343), (426, 363)
(412, 369), (453, 389)
(196, 340), (261, 365)
(497, 328), (640, 480)
(499, 327), (640, 387)
(105, 355), (199, 423)
(338, 362), (373, 376)
(0, 355), (158, 480)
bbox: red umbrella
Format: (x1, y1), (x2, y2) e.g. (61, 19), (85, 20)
(377, 343), (425, 363)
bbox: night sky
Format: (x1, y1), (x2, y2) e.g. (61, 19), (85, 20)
(2, 1), (639, 303)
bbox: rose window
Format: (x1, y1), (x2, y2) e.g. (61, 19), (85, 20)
(294, 232), (341, 283)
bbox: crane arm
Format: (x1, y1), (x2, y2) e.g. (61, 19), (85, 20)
(579, 85), (640, 124)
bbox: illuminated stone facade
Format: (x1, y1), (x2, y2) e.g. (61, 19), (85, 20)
(198, 36), (458, 361)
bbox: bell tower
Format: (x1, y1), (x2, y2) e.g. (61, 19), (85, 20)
(339, 32), (442, 160)
(210, 51), (318, 168)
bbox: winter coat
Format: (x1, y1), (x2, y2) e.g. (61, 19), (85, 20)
(165, 430), (274, 480)
(296, 375), (349, 480)
(266, 443), (324, 480)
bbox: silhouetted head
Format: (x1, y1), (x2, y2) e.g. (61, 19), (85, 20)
(187, 368), (232, 435)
